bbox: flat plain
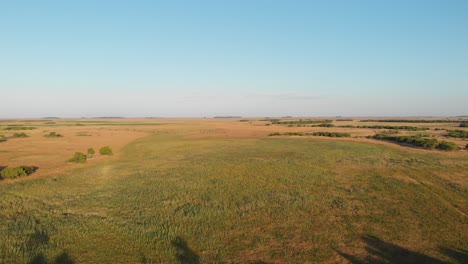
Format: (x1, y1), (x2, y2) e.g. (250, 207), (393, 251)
(0, 118), (467, 263)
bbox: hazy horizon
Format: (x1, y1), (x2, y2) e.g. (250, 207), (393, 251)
(2, 1), (468, 118)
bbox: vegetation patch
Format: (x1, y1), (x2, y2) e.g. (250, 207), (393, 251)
(272, 119), (333, 125)
(447, 130), (468, 139)
(311, 123), (335, 127)
(269, 131), (351, 137)
(12, 132), (28, 138)
(0, 166), (37, 179)
(45, 132), (63, 138)
(339, 125), (428, 131)
(460, 121), (468, 127)
(87, 148), (95, 157)
(3, 126), (36, 130)
(68, 152), (87, 163)
(76, 132), (92, 136)
(99, 146), (113, 155)
(0, 135), (6, 142)
(369, 133), (458, 151)
(360, 119), (460, 123)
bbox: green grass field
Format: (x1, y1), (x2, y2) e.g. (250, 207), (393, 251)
(1, 133), (467, 263)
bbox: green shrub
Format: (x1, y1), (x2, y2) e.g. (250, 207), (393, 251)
(99, 146), (113, 155)
(436, 141), (458, 151)
(68, 152), (87, 163)
(447, 130), (468, 139)
(45, 132), (63, 137)
(87, 148), (95, 157)
(0, 135), (6, 142)
(12, 132), (28, 138)
(0, 166), (36, 179)
(460, 121), (468, 127)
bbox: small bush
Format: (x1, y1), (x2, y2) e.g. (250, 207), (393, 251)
(87, 148), (95, 157)
(460, 121), (468, 127)
(68, 152), (87, 163)
(465, 144), (468, 150)
(45, 132), (63, 137)
(0, 166), (37, 179)
(12, 132), (28, 138)
(0, 135), (6, 142)
(99, 146), (113, 155)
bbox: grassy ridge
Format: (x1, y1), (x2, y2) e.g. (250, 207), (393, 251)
(0, 134), (467, 263)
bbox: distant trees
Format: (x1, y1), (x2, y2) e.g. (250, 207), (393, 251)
(269, 132), (351, 137)
(460, 121), (468, 127)
(360, 119), (459, 123)
(3, 126), (36, 130)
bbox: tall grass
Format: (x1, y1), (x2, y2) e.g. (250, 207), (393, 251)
(0, 134), (466, 263)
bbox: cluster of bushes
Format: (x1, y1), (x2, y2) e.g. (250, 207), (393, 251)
(3, 126), (37, 130)
(12, 132), (28, 138)
(68, 146), (111, 163)
(336, 119), (353, 121)
(460, 121), (468, 127)
(360, 119), (459, 123)
(272, 119), (333, 125)
(0, 166), (37, 180)
(447, 130), (468, 139)
(369, 133), (458, 151)
(286, 123), (335, 127)
(312, 124), (335, 127)
(269, 132), (351, 137)
(354, 125), (428, 131)
(45, 132), (63, 137)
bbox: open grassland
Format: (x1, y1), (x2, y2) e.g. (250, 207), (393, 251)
(0, 118), (467, 263)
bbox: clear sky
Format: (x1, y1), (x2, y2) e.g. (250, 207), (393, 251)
(1, 0), (467, 118)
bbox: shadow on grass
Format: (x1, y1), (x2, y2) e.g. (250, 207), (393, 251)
(337, 235), (467, 264)
(171, 236), (200, 264)
(30, 251), (74, 264)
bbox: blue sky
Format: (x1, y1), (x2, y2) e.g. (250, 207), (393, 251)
(1, 0), (467, 117)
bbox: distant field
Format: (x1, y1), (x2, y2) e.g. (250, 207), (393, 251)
(0, 118), (467, 263)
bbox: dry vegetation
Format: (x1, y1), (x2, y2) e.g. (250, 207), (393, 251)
(0, 117), (467, 263)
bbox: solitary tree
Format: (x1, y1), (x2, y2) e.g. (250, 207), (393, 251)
(87, 148), (95, 157)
